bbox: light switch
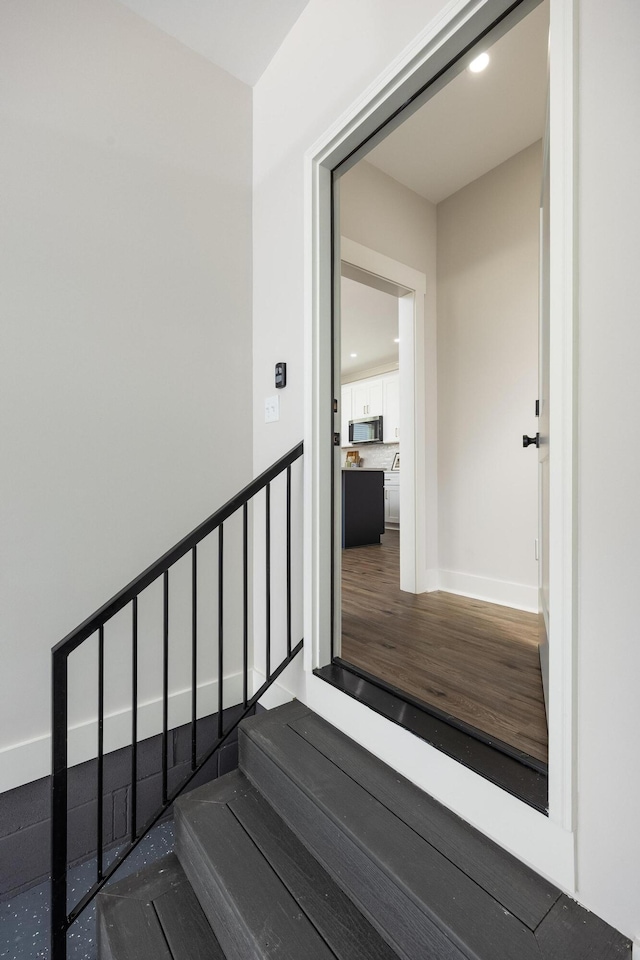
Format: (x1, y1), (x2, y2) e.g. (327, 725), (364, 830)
(265, 395), (280, 423)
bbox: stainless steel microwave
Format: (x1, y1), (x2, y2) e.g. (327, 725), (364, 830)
(349, 415), (383, 444)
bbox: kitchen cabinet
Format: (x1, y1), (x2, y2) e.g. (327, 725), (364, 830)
(384, 472), (400, 528)
(342, 470), (385, 547)
(383, 376), (400, 443)
(341, 371), (398, 446)
(352, 378), (383, 418)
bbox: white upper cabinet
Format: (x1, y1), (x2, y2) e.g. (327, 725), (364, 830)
(341, 371), (399, 446)
(351, 379), (383, 418)
(383, 376), (400, 442)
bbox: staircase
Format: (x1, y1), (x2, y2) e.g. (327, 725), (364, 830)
(97, 700), (631, 960)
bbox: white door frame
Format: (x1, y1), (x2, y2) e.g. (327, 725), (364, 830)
(339, 239), (434, 596)
(303, 0), (576, 852)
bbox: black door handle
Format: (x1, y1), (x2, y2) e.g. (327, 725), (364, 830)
(523, 433), (540, 448)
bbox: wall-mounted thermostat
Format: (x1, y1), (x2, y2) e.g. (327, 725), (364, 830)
(275, 362), (287, 389)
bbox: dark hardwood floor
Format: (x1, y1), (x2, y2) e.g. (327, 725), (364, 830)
(341, 531), (548, 764)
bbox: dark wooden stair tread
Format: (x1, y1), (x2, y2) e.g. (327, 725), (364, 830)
(239, 701), (631, 960)
(98, 701), (632, 960)
(241, 702), (542, 960)
(175, 769), (401, 960)
(97, 854), (225, 960)
(287, 707), (557, 928)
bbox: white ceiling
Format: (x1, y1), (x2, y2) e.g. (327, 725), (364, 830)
(341, 277), (399, 379)
(365, 0), (549, 203)
(116, 0), (312, 86)
(341, 2), (548, 377)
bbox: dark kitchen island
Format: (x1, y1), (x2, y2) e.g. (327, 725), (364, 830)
(342, 469), (385, 548)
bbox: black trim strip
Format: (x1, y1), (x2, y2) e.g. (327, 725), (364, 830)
(314, 661), (548, 815)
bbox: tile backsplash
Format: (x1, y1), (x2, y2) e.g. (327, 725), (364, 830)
(343, 443), (399, 470)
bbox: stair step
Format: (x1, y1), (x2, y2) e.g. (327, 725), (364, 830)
(97, 853), (225, 960)
(239, 700), (631, 960)
(97, 702), (631, 960)
(175, 768), (401, 960)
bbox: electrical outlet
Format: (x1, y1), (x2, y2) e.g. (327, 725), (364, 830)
(265, 395), (280, 423)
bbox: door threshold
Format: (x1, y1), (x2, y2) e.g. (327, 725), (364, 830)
(314, 658), (548, 815)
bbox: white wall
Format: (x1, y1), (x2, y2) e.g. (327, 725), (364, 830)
(342, 146), (541, 609)
(437, 142), (541, 609)
(0, 0), (253, 791)
(574, 0), (640, 939)
(253, 0), (640, 943)
(340, 160), (437, 276)
(252, 0), (442, 475)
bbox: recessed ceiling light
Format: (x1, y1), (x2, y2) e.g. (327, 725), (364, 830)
(468, 52), (490, 73)
(350, 352), (357, 358)
(393, 338), (400, 343)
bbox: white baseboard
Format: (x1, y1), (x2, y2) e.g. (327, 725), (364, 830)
(0, 671), (244, 795)
(437, 569), (538, 613)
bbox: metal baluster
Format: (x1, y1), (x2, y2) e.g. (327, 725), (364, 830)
(97, 625), (104, 881)
(191, 546), (197, 771)
(51, 650), (69, 960)
(266, 483), (271, 680)
(243, 503), (248, 708)
(131, 599), (138, 843)
(162, 571), (169, 806)
(287, 465), (292, 657)
(218, 524), (224, 739)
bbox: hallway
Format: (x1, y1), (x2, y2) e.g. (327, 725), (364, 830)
(341, 532), (548, 764)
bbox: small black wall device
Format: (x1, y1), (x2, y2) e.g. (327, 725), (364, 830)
(275, 362), (287, 388)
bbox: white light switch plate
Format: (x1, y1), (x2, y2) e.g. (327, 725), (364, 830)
(265, 395), (280, 423)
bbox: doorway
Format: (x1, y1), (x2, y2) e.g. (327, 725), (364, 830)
(333, 1), (549, 771)
(307, 0), (577, 833)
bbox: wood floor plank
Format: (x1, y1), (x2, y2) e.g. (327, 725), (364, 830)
(288, 711), (559, 929)
(242, 718), (543, 960)
(154, 881), (226, 960)
(100, 854), (185, 902)
(535, 896), (631, 959)
(98, 896), (173, 960)
(98, 855), (226, 960)
(176, 795), (337, 960)
(240, 730), (468, 960)
(229, 783), (401, 960)
(341, 531), (548, 762)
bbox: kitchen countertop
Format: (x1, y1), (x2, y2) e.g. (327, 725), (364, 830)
(342, 467), (384, 472)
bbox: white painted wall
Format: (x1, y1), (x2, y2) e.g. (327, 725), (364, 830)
(254, 0), (640, 942)
(252, 0), (443, 475)
(437, 142), (541, 610)
(573, 0), (640, 939)
(0, 0), (253, 791)
(340, 160), (437, 276)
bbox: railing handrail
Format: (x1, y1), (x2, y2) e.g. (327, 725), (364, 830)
(52, 440), (304, 959)
(52, 442), (303, 659)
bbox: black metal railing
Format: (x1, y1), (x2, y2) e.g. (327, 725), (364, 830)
(51, 442), (303, 959)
